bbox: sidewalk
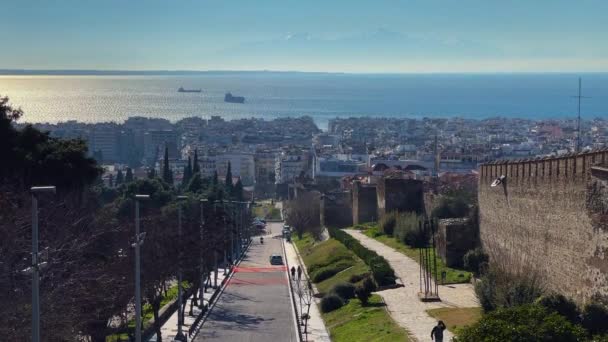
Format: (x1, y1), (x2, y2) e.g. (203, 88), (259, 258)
(157, 269), (228, 341)
(343, 229), (479, 342)
(283, 239), (331, 342)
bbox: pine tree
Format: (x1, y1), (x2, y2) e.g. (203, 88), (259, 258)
(233, 177), (244, 201)
(162, 145), (173, 185)
(225, 162), (233, 195)
(183, 156), (192, 186)
(115, 170), (124, 185)
(125, 167), (134, 183)
(186, 172), (203, 193)
(192, 149), (200, 174)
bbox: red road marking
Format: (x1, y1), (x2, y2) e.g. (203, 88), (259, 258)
(234, 266), (287, 273)
(226, 278), (288, 286)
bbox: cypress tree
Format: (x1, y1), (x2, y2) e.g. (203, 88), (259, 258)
(225, 162), (233, 195)
(187, 172), (203, 193)
(108, 173), (114, 187)
(115, 169), (124, 185)
(233, 178), (244, 201)
(125, 167), (134, 183)
(162, 145), (173, 185)
(192, 149), (200, 174)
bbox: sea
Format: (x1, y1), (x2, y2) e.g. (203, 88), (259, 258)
(1, 72), (607, 130)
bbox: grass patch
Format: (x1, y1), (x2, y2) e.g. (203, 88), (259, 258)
(253, 202), (282, 220)
(362, 226), (471, 284)
(323, 294), (410, 342)
(426, 307), (482, 332)
(294, 234), (368, 296)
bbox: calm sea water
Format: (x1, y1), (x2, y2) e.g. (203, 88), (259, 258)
(1, 73), (607, 129)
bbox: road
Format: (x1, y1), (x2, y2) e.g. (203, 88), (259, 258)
(195, 222), (298, 342)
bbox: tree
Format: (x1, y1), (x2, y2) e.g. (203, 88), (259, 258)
(183, 156), (192, 186)
(285, 191), (321, 239)
(192, 149), (200, 174)
(162, 145), (173, 185)
(125, 167), (134, 183)
(212, 170), (218, 186)
(225, 162), (233, 194)
(148, 167), (157, 179)
(116, 169), (124, 185)
(233, 178), (244, 201)
(186, 172), (204, 193)
(108, 173), (114, 187)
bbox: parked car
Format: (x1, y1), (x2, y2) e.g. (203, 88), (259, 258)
(269, 253), (284, 265)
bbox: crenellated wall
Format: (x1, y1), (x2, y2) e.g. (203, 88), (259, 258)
(478, 148), (608, 305)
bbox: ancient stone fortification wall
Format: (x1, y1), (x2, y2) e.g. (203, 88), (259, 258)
(377, 178), (424, 218)
(479, 149), (608, 304)
(321, 191), (353, 228)
(352, 182), (377, 224)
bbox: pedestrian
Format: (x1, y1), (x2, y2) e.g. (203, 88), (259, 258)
(291, 266), (296, 278)
(431, 320), (446, 342)
(297, 265), (302, 280)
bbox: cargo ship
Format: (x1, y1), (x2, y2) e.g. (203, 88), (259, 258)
(224, 92), (245, 103)
(178, 87), (202, 93)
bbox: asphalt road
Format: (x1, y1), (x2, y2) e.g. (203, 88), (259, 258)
(195, 222), (298, 342)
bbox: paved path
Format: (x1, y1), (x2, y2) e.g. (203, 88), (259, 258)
(283, 238), (331, 342)
(194, 222), (298, 342)
(344, 229), (479, 342)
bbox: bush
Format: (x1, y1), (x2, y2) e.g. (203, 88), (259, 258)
(369, 256), (396, 286)
(462, 248), (489, 277)
(330, 282), (356, 300)
(328, 227), (397, 286)
(379, 212), (397, 236)
(361, 276), (377, 293)
(582, 303), (608, 336)
(320, 294), (344, 313)
(311, 260), (352, 283)
(393, 212), (423, 247)
(455, 304), (586, 342)
(475, 265), (545, 312)
(348, 273), (370, 284)
(432, 194), (470, 219)
(355, 285), (372, 306)
(537, 294), (580, 325)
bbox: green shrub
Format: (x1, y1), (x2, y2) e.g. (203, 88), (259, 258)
(330, 282), (356, 300)
(311, 260), (352, 283)
(537, 294), (580, 325)
(379, 212), (397, 236)
(582, 303), (608, 336)
(320, 294), (344, 313)
(361, 276), (377, 293)
(475, 265), (545, 312)
(355, 284), (372, 306)
(348, 273), (370, 284)
(432, 194), (470, 219)
(369, 256), (396, 287)
(462, 248), (489, 277)
(455, 304), (586, 342)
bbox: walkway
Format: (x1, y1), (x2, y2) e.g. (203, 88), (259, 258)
(343, 229), (479, 342)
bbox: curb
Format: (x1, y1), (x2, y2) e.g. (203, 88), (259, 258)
(282, 237), (304, 342)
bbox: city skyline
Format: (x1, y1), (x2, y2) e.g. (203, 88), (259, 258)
(2, 1), (608, 73)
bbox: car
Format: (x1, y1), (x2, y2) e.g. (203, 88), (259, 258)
(269, 254), (284, 265)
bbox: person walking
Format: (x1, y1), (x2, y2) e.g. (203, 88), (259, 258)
(431, 320), (446, 342)
(291, 266), (296, 278)
(297, 265), (302, 280)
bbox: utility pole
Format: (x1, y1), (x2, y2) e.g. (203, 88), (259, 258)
(199, 198), (207, 307)
(134, 194), (149, 342)
(30, 186), (56, 342)
(175, 195), (188, 342)
(572, 77), (590, 152)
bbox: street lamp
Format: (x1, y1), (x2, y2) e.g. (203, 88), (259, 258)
(199, 198), (207, 308)
(134, 194), (149, 342)
(30, 186), (56, 342)
(174, 195), (188, 342)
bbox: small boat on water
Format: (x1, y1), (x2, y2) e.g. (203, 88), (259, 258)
(178, 87), (202, 93)
(224, 92), (245, 103)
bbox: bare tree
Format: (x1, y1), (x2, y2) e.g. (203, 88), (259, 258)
(284, 191), (321, 239)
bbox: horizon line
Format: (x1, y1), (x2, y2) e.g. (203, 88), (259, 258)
(2, 68), (608, 76)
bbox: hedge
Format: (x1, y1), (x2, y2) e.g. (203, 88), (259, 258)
(328, 227), (396, 286)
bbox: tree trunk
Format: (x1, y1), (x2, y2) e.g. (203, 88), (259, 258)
(153, 302), (162, 342)
(87, 320), (109, 342)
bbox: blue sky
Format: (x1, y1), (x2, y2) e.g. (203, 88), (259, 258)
(1, 0), (607, 73)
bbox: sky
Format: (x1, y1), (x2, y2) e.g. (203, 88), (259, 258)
(1, 0), (607, 73)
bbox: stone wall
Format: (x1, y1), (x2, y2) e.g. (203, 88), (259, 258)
(352, 181), (377, 224)
(321, 190), (353, 228)
(479, 148), (608, 305)
(377, 178), (424, 218)
(436, 218), (476, 268)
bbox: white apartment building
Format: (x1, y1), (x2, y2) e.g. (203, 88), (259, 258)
(275, 152), (310, 184)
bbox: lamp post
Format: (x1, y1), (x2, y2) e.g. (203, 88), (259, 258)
(134, 194), (149, 342)
(30, 186), (56, 342)
(175, 195), (188, 342)
(199, 198), (207, 308)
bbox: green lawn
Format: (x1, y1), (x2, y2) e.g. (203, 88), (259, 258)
(426, 307), (482, 333)
(294, 234), (368, 295)
(362, 226), (471, 284)
(253, 202), (282, 220)
(323, 295), (410, 342)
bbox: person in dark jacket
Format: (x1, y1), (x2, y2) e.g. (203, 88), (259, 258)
(431, 320), (446, 342)
(297, 265), (302, 280)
